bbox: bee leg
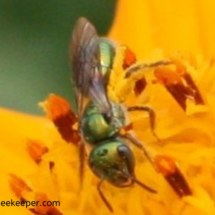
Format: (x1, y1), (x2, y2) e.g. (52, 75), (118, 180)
(97, 180), (113, 213)
(125, 60), (171, 78)
(127, 106), (160, 141)
(78, 141), (86, 190)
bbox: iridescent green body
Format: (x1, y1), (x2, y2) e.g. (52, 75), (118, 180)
(79, 39), (135, 188)
(89, 139), (135, 186)
(81, 101), (125, 145)
(99, 40), (115, 84)
(72, 18), (156, 212)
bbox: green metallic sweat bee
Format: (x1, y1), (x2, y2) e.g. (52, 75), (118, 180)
(70, 17), (158, 212)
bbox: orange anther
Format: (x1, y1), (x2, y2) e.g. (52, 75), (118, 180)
(123, 46), (137, 69)
(154, 155), (177, 176)
(40, 94), (75, 121)
(154, 67), (181, 85)
(9, 174), (31, 198)
(26, 139), (48, 163)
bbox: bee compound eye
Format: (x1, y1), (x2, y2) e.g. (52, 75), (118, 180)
(117, 144), (135, 173)
(117, 145), (130, 157)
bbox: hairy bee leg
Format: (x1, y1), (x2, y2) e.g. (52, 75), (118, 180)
(97, 180), (113, 213)
(127, 106), (160, 141)
(78, 141), (86, 190)
(125, 60), (172, 78)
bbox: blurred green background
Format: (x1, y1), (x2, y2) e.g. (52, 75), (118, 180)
(0, 0), (116, 114)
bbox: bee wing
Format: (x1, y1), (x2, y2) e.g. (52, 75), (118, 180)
(70, 17), (112, 120)
(88, 67), (112, 116)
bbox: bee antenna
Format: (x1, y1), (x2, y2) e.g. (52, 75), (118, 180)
(129, 175), (157, 193)
(118, 169), (157, 194)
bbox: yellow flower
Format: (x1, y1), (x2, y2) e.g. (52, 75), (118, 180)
(2, 1), (215, 215)
(110, 0), (215, 59)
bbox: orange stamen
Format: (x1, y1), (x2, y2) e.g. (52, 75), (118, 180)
(9, 174), (31, 199)
(154, 61), (204, 110)
(154, 155), (192, 197)
(154, 155), (177, 176)
(26, 139), (49, 164)
(40, 94), (80, 144)
(40, 94), (74, 120)
(122, 46), (137, 69)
